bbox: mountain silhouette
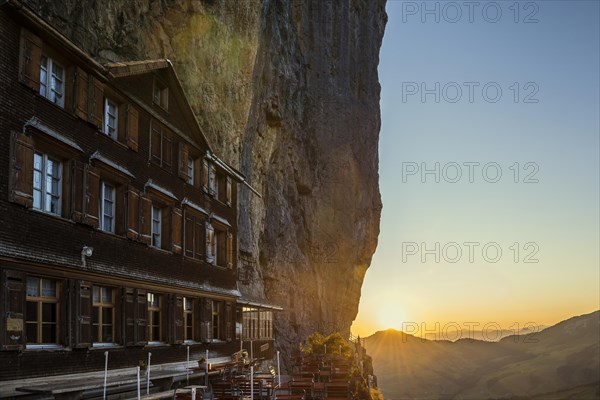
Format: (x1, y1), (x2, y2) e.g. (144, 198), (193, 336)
(364, 311), (600, 399)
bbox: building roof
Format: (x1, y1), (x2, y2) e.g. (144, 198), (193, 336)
(237, 287), (283, 311)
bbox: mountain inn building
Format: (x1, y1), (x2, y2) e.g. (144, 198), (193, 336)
(0, 0), (279, 389)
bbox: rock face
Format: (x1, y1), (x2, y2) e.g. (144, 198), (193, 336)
(23, 0), (386, 362)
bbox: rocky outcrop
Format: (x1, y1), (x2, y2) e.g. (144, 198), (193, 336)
(23, 0), (386, 362)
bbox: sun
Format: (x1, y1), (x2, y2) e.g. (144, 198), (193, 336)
(377, 305), (408, 332)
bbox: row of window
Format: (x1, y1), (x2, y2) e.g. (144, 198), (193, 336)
(21, 274), (233, 347)
(11, 131), (235, 267)
(41, 57), (120, 143)
(21, 29), (230, 203)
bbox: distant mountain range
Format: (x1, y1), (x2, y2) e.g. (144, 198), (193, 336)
(363, 311), (600, 400)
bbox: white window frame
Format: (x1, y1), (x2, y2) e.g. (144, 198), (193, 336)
(33, 152), (62, 216)
(187, 157), (194, 185)
(103, 98), (118, 139)
(151, 206), (162, 248)
(99, 182), (116, 233)
(208, 164), (217, 195)
(39, 55), (65, 107)
(206, 223), (215, 264)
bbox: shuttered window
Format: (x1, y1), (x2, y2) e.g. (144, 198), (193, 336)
(153, 79), (169, 110)
(184, 212), (205, 260)
(33, 152), (62, 215)
(151, 205), (161, 248)
(150, 122), (173, 169)
(103, 98), (118, 139)
(99, 181), (116, 233)
(206, 223), (215, 264)
(39, 55), (65, 107)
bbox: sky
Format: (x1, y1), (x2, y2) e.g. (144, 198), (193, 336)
(351, 0), (600, 339)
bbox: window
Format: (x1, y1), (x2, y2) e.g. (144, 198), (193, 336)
(243, 308), (272, 340)
(147, 292), (162, 342)
(39, 55), (64, 107)
(151, 206), (161, 248)
(209, 164), (217, 195)
(260, 310), (273, 339)
(183, 297), (194, 341)
(153, 80), (169, 110)
(212, 302), (221, 340)
(187, 157), (195, 185)
(206, 223), (215, 264)
(33, 152), (62, 215)
(100, 182), (116, 233)
(184, 212), (205, 260)
(150, 123), (173, 168)
(92, 286), (115, 343)
(103, 98), (118, 139)
(26, 277), (59, 344)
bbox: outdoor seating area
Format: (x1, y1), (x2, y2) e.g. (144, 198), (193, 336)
(174, 353), (354, 400)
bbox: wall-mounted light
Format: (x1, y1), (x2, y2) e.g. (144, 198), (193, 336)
(81, 246), (94, 267)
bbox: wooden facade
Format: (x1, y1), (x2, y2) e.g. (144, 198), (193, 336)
(0, 1), (256, 382)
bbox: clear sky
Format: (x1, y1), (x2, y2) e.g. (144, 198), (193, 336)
(352, 0), (600, 339)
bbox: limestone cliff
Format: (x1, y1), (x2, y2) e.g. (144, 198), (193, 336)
(23, 0), (386, 361)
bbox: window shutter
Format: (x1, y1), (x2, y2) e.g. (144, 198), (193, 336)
(184, 214), (194, 258)
(139, 195), (152, 245)
(217, 231), (227, 267)
(173, 295), (184, 344)
(88, 76), (104, 129)
(196, 219), (205, 259)
(9, 132), (34, 208)
(226, 177), (232, 206)
(191, 298), (200, 341)
(225, 302), (233, 342)
(74, 67), (88, 119)
(203, 298), (213, 343)
(59, 280), (68, 346)
(18, 28), (42, 90)
(115, 185), (125, 236)
(69, 160), (85, 223)
(227, 232), (234, 269)
(126, 186), (140, 240)
(127, 104), (139, 152)
(160, 206), (170, 250)
(202, 159), (209, 192)
(123, 288), (135, 346)
(193, 160), (200, 187)
(65, 66), (75, 114)
(74, 280), (92, 348)
(84, 166), (100, 228)
(171, 207), (183, 254)
(135, 289), (147, 345)
(1, 269), (26, 350)
(179, 143), (189, 180)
